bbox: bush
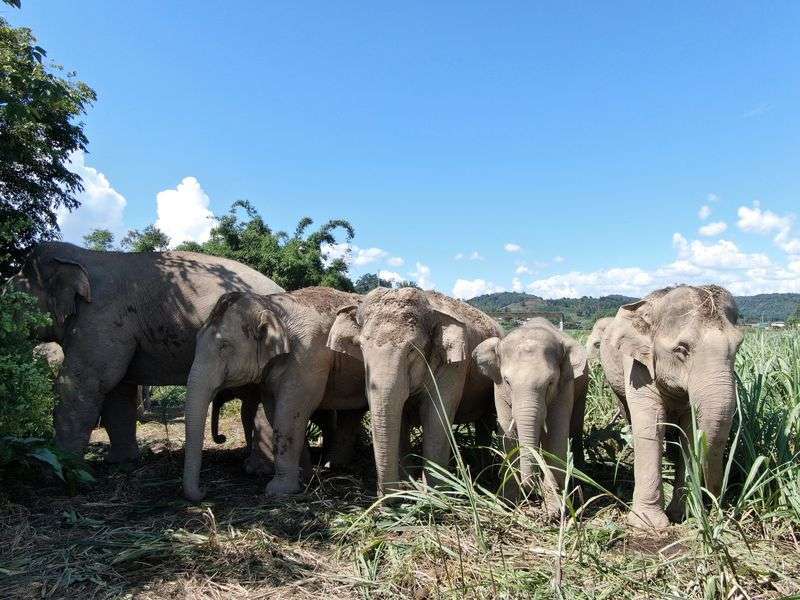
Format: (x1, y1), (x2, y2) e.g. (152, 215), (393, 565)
(0, 290), (55, 437)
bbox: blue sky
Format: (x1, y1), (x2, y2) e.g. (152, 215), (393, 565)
(9, 1), (800, 298)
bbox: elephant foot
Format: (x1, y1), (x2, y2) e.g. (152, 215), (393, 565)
(665, 499), (686, 523)
(627, 506), (670, 531)
(244, 454), (274, 477)
(106, 445), (139, 465)
(323, 447), (355, 470)
(184, 485), (206, 503)
(264, 477), (301, 497)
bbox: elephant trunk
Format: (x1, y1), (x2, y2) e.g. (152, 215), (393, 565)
(183, 367), (218, 502)
(512, 388), (548, 488)
(367, 385), (407, 496)
(688, 364), (737, 498)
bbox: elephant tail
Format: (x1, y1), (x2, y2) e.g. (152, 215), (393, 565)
(211, 395), (227, 443)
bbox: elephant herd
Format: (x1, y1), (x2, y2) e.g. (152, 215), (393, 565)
(10, 242), (742, 530)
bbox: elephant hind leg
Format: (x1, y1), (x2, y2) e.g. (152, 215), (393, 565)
(102, 382), (140, 463)
(324, 409), (365, 469)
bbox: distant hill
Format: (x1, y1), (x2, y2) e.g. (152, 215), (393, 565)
(467, 291), (800, 328)
(735, 293), (800, 323)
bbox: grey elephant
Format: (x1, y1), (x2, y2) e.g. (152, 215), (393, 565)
(8, 242), (283, 463)
(585, 317), (614, 361)
(472, 318), (588, 516)
(326, 287), (501, 495)
(182, 287), (367, 502)
(600, 285), (742, 529)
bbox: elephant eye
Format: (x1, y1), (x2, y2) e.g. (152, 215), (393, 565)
(673, 343), (690, 358)
(593, 341), (601, 348)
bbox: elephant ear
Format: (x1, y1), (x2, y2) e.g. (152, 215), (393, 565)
(610, 299), (655, 379)
(44, 258), (92, 325)
(256, 309), (290, 364)
(327, 305), (363, 362)
(564, 337), (587, 380)
(433, 309), (467, 364)
(472, 337), (501, 384)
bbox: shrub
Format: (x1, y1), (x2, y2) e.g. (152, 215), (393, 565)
(0, 290), (55, 437)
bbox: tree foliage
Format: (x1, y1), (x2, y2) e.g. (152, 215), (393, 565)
(82, 228), (114, 251)
(176, 200), (356, 291)
(120, 225), (170, 252)
(0, 290), (54, 437)
(0, 6), (95, 279)
(354, 273), (391, 294)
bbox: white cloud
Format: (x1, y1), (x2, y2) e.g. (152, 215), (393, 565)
(526, 268), (654, 298)
(452, 278), (504, 299)
(741, 103), (772, 119)
(515, 264), (532, 275)
(504, 243), (522, 253)
(155, 177), (216, 247)
(57, 151), (127, 243)
(698, 221), (728, 237)
(553, 255), (565, 263)
(378, 269), (404, 284)
(321, 243), (399, 268)
(511, 277), (523, 292)
(679, 236), (770, 269)
(737, 203), (791, 235)
(410, 262), (435, 290)
(698, 205), (712, 220)
(707, 193), (720, 203)
(737, 203), (800, 254)
(352, 247), (388, 266)
(455, 250), (484, 261)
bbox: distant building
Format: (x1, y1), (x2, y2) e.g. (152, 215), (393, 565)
(770, 321), (786, 329)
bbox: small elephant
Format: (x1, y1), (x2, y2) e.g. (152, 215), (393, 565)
(600, 285), (742, 529)
(326, 287), (501, 495)
(473, 318), (587, 516)
(8, 242), (283, 464)
(585, 317), (614, 362)
(182, 287), (367, 502)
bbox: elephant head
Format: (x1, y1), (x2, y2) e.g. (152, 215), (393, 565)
(326, 287), (467, 494)
(7, 249), (92, 342)
(473, 319), (586, 512)
(183, 292), (289, 501)
(585, 316), (613, 361)
(607, 285), (742, 498)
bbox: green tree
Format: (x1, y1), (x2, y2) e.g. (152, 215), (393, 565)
(0, 4), (96, 279)
(82, 228), (114, 251)
(176, 200), (355, 291)
(354, 273), (391, 294)
(0, 290), (53, 437)
(120, 225), (170, 252)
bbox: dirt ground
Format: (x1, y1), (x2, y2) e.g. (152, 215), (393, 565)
(0, 410), (378, 599)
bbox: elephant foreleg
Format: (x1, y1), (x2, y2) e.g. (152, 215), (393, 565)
(541, 395), (573, 519)
(625, 359), (669, 530)
(102, 382), (140, 463)
(265, 377), (326, 496)
(419, 367), (463, 483)
(666, 409), (691, 523)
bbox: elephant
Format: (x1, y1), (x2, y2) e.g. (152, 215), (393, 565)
(34, 342), (65, 370)
(7, 241), (283, 464)
(182, 287), (367, 502)
(472, 318), (588, 516)
(326, 287), (501, 495)
(599, 285), (742, 529)
(585, 317), (614, 361)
